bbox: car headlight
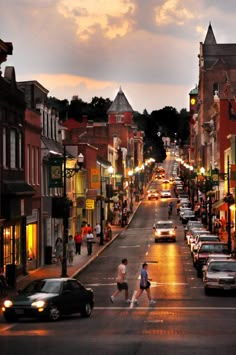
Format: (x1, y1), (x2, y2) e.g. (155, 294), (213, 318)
(31, 300), (46, 308)
(3, 300), (13, 308)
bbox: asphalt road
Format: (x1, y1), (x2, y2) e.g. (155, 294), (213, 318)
(1, 157), (236, 354)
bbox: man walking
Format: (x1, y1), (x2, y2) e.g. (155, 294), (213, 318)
(110, 258), (131, 304)
(134, 262), (156, 306)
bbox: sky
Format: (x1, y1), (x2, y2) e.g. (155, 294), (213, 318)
(1, 0), (236, 114)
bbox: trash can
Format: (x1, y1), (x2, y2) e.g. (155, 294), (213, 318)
(44, 246), (52, 265)
(6, 264), (16, 288)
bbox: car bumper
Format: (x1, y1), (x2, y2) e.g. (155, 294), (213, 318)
(2, 307), (49, 319)
(204, 282), (236, 291)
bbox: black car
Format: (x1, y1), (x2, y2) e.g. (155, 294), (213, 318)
(2, 277), (94, 322)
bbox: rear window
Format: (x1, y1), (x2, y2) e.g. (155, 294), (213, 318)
(208, 261), (236, 272)
(200, 244), (228, 254)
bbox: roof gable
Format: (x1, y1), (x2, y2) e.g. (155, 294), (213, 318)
(107, 87), (133, 113)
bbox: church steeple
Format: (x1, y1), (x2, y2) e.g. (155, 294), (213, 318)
(204, 22), (217, 45)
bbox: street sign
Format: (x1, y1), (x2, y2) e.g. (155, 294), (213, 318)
(86, 199), (95, 210)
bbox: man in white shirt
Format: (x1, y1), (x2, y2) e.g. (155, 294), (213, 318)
(94, 223), (101, 242)
(110, 258), (131, 304)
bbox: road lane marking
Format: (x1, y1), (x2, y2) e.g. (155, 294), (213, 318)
(119, 245), (140, 248)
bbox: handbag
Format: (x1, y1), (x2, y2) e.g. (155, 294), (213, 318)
(146, 280), (151, 287)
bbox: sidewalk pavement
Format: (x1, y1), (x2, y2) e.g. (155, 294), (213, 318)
(2, 198), (142, 297)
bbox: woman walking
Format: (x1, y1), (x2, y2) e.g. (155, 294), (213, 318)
(67, 235), (75, 265)
(134, 263), (156, 305)
(55, 237), (63, 265)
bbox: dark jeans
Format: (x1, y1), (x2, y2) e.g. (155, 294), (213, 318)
(87, 241), (93, 255)
(75, 243), (81, 255)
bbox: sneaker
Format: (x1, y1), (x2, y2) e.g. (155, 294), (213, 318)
(134, 299), (139, 305)
(110, 296), (114, 303)
(149, 300), (156, 305)
(126, 299), (131, 304)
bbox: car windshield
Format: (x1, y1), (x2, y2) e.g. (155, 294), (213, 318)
(156, 223), (174, 229)
(200, 244), (228, 254)
(23, 280), (62, 294)
(208, 262), (236, 272)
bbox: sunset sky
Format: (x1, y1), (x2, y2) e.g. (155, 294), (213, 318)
(1, 0), (236, 113)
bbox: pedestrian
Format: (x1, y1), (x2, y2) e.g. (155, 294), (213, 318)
(0, 267), (8, 296)
(55, 237), (63, 265)
(86, 224), (94, 255)
(74, 230), (82, 255)
(106, 225), (112, 241)
(134, 262), (156, 305)
(110, 258), (131, 304)
(67, 235), (75, 265)
(94, 223), (101, 242)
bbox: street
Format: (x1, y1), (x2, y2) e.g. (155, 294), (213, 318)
(1, 158), (236, 354)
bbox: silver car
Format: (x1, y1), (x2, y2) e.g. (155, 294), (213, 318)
(203, 259), (236, 295)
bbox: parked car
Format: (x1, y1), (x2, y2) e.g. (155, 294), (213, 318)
(160, 189), (171, 198)
(184, 220), (203, 239)
(2, 278), (94, 322)
(153, 220), (177, 242)
(186, 228), (208, 246)
(203, 259), (236, 295)
(194, 242), (229, 277)
(191, 234), (220, 257)
(181, 210), (196, 225)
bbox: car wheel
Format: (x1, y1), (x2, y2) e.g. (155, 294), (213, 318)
(4, 313), (18, 323)
(49, 305), (61, 321)
(81, 302), (92, 318)
(204, 287), (211, 296)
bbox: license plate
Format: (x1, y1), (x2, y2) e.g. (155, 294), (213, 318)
(223, 286), (231, 290)
(15, 309), (24, 315)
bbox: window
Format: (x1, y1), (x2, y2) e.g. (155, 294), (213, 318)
(19, 132), (23, 169)
(213, 83), (219, 95)
(116, 114), (123, 123)
(3, 127), (7, 168)
(32, 146), (35, 185)
(27, 145), (30, 183)
(10, 129), (16, 168)
(36, 147), (39, 185)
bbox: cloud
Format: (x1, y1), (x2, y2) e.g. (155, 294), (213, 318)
(155, 0), (194, 26)
(57, 0), (135, 40)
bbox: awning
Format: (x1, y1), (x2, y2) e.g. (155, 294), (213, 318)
(212, 199), (227, 211)
(3, 181), (35, 196)
(41, 137), (74, 158)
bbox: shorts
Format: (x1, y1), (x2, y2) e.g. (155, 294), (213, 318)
(117, 282), (128, 291)
(140, 281), (151, 290)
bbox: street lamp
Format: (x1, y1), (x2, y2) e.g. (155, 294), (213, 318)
(61, 146), (84, 277)
(107, 166), (114, 223)
(128, 170), (134, 213)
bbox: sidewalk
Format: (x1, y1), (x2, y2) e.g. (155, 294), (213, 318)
(3, 198), (142, 296)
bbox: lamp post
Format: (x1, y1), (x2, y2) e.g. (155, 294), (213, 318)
(61, 146), (84, 277)
(107, 166), (114, 223)
(224, 158), (234, 254)
(99, 163), (105, 246)
(128, 170), (134, 213)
